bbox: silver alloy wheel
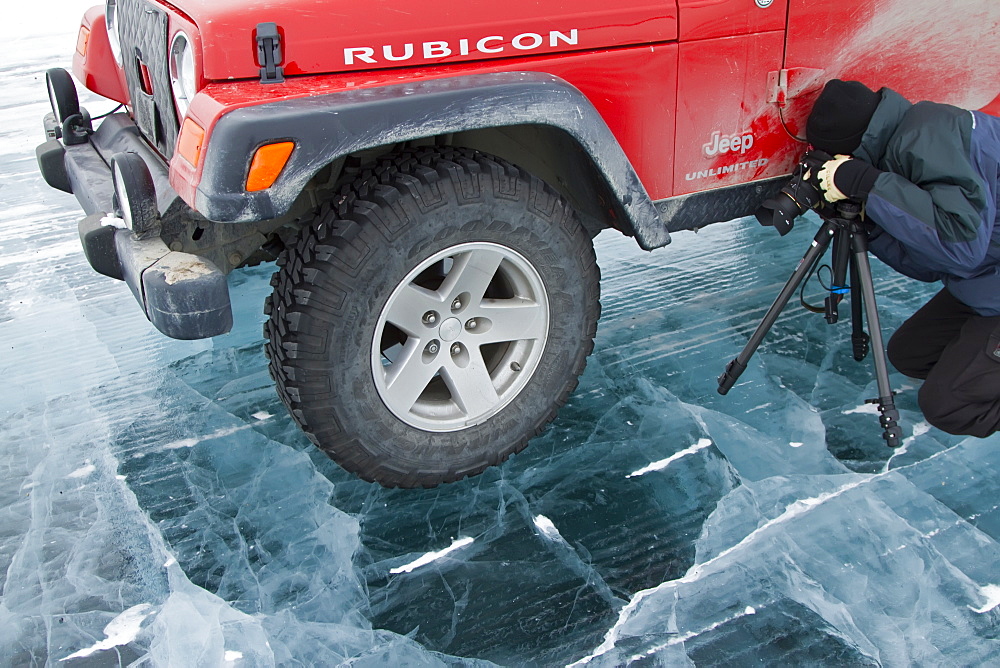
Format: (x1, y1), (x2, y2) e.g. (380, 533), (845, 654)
(372, 242), (550, 432)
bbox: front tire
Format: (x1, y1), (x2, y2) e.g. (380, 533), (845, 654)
(264, 148), (600, 487)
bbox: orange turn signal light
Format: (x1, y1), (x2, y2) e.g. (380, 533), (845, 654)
(76, 26), (91, 57)
(246, 141), (295, 192)
(177, 118), (206, 167)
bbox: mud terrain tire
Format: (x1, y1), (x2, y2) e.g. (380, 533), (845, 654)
(264, 147), (600, 487)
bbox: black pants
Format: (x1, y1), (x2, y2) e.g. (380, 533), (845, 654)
(886, 288), (1000, 438)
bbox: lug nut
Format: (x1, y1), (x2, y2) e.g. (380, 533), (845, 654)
(452, 298), (462, 310)
(451, 344), (462, 356)
(426, 341), (440, 354)
(422, 311), (437, 325)
(465, 319), (477, 330)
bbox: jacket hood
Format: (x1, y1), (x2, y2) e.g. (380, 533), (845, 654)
(166, 0), (678, 81)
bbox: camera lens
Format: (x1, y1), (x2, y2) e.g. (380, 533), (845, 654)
(755, 193), (798, 235)
(754, 168), (824, 235)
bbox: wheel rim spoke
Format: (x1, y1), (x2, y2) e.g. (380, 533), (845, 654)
(384, 283), (442, 334)
(382, 339), (441, 413)
(475, 300), (547, 344)
(439, 248), (505, 304)
(441, 352), (501, 418)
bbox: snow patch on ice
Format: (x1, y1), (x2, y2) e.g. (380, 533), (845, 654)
(970, 584), (1000, 613)
(60, 604), (156, 660)
(533, 515), (564, 542)
(390, 537), (475, 574)
(843, 403), (880, 416)
(160, 424), (257, 450)
(627, 438), (713, 478)
(66, 463), (96, 478)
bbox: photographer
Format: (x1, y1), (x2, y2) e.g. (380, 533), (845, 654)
(804, 80), (1000, 438)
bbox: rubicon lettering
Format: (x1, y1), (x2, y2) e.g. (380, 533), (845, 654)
(344, 29), (579, 65)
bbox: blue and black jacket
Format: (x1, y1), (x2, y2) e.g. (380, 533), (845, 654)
(848, 89), (1000, 316)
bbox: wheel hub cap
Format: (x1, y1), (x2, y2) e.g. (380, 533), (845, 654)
(439, 317), (462, 342)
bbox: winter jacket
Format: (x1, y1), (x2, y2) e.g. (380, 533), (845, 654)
(856, 88), (1000, 316)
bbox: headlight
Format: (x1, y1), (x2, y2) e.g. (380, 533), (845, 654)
(169, 31), (196, 118)
(106, 0), (122, 64)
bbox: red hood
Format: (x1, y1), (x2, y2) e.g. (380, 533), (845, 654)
(166, 0), (678, 80)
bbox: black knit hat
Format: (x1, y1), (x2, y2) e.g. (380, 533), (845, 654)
(806, 80), (881, 155)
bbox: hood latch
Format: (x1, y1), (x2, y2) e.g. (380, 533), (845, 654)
(256, 23), (285, 84)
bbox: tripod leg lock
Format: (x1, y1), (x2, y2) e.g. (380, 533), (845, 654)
(867, 396), (902, 448)
(852, 332), (870, 362)
(717, 358), (748, 396)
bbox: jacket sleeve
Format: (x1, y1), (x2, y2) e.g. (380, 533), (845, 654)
(863, 104), (991, 278)
(866, 226), (947, 282)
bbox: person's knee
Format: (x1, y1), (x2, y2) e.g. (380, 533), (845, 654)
(917, 383), (996, 438)
(887, 329), (929, 379)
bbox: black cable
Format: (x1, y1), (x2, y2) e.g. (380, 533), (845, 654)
(778, 104), (808, 144)
(91, 104), (123, 120)
(798, 254), (828, 314)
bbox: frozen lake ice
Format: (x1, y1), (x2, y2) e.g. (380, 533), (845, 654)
(3, 3), (1000, 665)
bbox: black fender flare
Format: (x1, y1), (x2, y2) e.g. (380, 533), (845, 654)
(196, 71), (670, 249)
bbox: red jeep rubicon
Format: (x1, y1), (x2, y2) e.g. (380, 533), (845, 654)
(37, 0), (1000, 487)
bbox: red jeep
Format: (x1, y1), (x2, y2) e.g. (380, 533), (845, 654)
(37, 0), (1000, 487)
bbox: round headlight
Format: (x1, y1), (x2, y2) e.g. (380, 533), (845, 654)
(169, 32), (196, 118)
(106, 0), (122, 64)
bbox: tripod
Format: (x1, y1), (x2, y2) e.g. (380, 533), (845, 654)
(717, 200), (902, 448)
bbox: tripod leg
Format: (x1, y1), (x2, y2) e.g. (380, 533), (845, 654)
(825, 229), (852, 324)
(718, 220), (837, 395)
(851, 242), (903, 447)
(849, 257), (870, 361)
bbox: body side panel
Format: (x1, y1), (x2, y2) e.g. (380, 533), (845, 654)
(165, 0), (679, 79)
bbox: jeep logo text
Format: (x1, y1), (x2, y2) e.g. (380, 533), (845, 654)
(703, 131), (755, 157)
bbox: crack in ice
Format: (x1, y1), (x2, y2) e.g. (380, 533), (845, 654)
(572, 475), (879, 665)
(625, 605), (759, 662)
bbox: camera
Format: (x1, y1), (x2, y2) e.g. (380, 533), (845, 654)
(754, 152), (830, 235)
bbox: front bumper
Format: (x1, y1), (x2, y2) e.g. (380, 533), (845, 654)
(36, 110), (232, 340)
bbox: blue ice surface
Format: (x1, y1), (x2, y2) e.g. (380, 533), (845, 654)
(4, 25), (1000, 668)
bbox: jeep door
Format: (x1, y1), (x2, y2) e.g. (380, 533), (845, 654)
(671, 0), (790, 196)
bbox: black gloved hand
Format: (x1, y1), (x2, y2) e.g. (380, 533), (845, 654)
(804, 151), (882, 202)
(827, 158), (882, 200)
